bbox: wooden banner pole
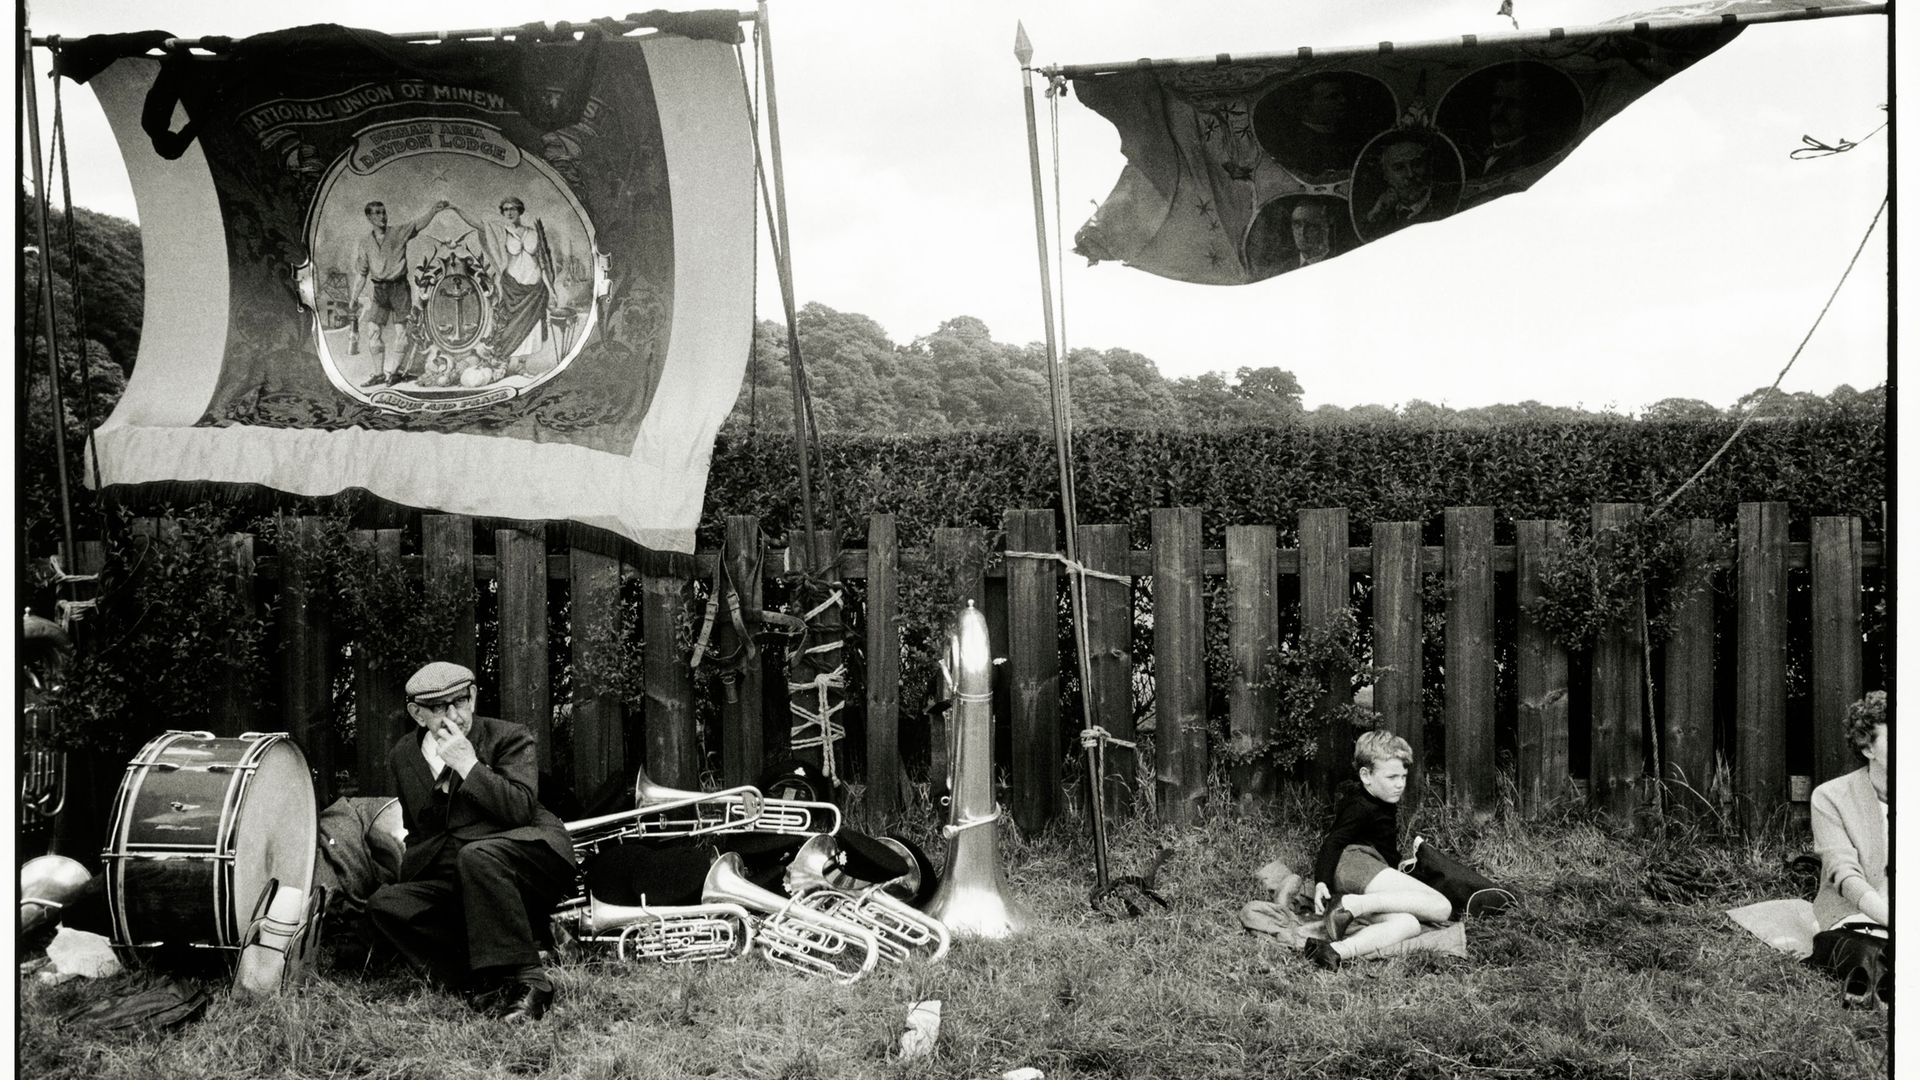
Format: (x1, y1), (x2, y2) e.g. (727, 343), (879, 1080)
(757, 1), (820, 566)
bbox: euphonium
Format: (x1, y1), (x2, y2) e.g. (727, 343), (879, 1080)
(785, 835), (950, 963)
(702, 852), (880, 984)
(552, 893), (755, 963)
(924, 602), (1034, 938)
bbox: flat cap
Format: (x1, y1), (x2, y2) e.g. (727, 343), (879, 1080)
(405, 661), (475, 704)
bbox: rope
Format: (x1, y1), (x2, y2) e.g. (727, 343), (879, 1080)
(1078, 726), (1136, 751)
(1789, 117), (1887, 160)
(1002, 549), (1130, 586)
(1654, 194), (1885, 516)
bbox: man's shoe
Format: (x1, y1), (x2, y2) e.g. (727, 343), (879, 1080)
(464, 980), (510, 1013)
(1324, 902), (1355, 942)
(361, 372), (391, 387)
(1304, 938), (1343, 971)
(495, 981), (555, 1022)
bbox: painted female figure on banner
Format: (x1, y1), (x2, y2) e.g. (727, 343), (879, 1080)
(449, 197), (556, 377)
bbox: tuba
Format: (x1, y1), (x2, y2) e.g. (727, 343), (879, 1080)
(924, 602), (1034, 938)
(552, 893), (756, 964)
(702, 852), (880, 984)
(784, 834), (950, 964)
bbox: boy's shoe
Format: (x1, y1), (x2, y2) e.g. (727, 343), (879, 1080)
(1304, 938), (1343, 971)
(1324, 902), (1355, 942)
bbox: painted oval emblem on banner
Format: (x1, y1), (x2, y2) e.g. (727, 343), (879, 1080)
(305, 118), (602, 414)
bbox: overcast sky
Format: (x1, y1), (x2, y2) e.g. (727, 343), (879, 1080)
(20, 0), (1891, 411)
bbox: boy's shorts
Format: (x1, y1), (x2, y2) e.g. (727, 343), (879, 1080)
(1335, 844), (1390, 894)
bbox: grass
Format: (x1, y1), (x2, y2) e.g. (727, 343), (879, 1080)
(16, 782), (1889, 1080)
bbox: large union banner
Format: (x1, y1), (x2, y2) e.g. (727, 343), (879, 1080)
(1070, 1), (1873, 285)
(76, 23), (752, 555)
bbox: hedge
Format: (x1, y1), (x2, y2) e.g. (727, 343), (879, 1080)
(701, 406), (1887, 549)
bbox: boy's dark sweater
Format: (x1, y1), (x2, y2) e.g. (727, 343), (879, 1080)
(1313, 780), (1402, 890)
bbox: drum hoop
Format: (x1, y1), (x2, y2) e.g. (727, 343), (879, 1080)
(105, 732), (295, 951)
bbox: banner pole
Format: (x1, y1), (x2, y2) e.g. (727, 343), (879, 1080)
(1019, 23), (1112, 896)
(22, 30), (82, 580)
(756, 1), (820, 568)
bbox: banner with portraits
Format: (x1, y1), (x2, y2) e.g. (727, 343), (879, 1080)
(1069, 3), (1854, 285)
(73, 22), (753, 556)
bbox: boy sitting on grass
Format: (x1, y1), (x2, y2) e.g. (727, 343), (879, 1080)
(1305, 730), (1453, 970)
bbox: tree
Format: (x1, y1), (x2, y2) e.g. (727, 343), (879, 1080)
(1641, 397), (1722, 423)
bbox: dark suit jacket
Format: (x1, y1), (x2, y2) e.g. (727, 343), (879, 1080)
(388, 715), (576, 882)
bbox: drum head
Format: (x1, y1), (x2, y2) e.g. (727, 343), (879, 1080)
(229, 739), (318, 936)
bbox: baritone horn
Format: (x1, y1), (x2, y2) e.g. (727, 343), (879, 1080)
(702, 852), (880, 984)
(785, 835), (950, 963)
(22, 612), (72, 822)
(552, 893), (756, 964)
(925, 602), (1034, 938)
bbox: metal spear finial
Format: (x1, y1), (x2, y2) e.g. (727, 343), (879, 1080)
(1014, 21), (1033, 67)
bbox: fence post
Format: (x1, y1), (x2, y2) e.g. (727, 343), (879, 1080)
(721, 515), (767, 787)
(568, 548), (626, 812)
(421, 515), (477, 671)
(930, 527), (990, 789)
(497, 525), (552, 773)
(1151, 507), (1206, 825)
(1005, 509), (1061, 834)
(644, 572), (698, 788)
(218, 532), (259, 739)
(350, 528), (404, 796)
(1515, 520), (1571, 814)
(1663, 519), (1716, 802)
(863, 514), (902, 813)
(1226, 524), (1279, 803)
(1371, 522), (1424, 799)
(1444, 507), (1496, 811)
(279, 515), (335, 802)
(1299, 509), (1350, 797)
(1590, 503), (1646, 823)
(1737, 501), (1789, 832)
(1078, 523), (1136, 816)
(1810, 515), (1863, 786)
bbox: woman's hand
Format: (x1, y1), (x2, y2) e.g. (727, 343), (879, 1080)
(1312, 882), (1331, 915)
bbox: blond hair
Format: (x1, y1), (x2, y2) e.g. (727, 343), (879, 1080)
(1353, 729), (1413, 773)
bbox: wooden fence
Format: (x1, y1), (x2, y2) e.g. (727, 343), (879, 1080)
(79, 502), (1884, 832)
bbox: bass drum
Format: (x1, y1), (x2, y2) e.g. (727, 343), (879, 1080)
(103, 731), (317, 967)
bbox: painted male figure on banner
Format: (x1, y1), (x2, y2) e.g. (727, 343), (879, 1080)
(70, 18), (755, 555)
(351, 198), (446, 386)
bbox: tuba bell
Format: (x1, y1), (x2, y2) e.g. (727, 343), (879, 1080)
(784, 834), (950, 964)
(702, 851), (880, 984)
(20, 854), (92, 934)
(924, 602), (1034, 938)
